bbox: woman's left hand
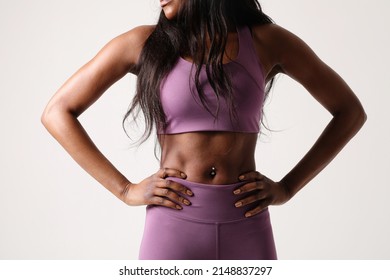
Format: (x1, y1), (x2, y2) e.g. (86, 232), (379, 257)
(234, 171), (291, 218)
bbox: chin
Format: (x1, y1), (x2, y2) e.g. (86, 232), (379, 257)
(161, 0), (180, 20)
(163, 8), (178, 20)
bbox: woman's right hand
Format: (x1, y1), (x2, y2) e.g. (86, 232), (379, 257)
(122, 168), (193, 210)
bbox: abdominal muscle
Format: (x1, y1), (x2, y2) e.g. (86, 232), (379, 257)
(158, 132), (258, 185)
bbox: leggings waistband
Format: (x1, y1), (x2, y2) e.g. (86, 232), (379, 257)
(147, 177), (267, 222)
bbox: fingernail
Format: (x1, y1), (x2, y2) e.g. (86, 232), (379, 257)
(245, 212), (252, 218)
(235, 201), (242, 207)
(176, 205), (183, 210)
(239, 175), (245, 180)
(183, 199), (190, 206)
(181, 172), (187, 178)
(233, 189), (241, 195)
(186, 190), (193, 196)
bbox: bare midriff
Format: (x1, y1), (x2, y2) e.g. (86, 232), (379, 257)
(158, 132), (257, 185)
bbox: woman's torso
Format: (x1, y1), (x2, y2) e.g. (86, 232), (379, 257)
(159, 132), (257, 184)
(155, 24), (271, 184)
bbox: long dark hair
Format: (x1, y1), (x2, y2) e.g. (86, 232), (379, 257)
(123, 0), (274, 142)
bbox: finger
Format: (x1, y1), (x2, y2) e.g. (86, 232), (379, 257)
(151, 196), (183, 210)
(234, 192), (267, 208)
(155, 179), (193, 203)
(154, 187), (191, 206)
(233, 181), (265, 195)
(155, 178), (193, 197)
(244, 201), (270, 218)
(157, 168), (187, 179)
(164, 180), (193, 197)
(238, 170), (264, 181)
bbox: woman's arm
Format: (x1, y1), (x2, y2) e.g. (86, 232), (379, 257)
(235, 24), (367, 216)
(41, 26), (148, 201)
(41, 25), (192, 208)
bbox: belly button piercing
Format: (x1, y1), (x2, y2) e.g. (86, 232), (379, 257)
(210, 166), (216, 176)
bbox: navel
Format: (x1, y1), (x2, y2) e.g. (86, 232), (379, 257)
(210, 166), (217, 177)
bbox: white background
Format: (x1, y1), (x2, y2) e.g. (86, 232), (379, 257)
(0, 0), (388, 259)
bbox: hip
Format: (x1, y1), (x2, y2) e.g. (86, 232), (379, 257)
(147, 176), (269, 223)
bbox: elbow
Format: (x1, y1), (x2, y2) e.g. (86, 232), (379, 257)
(337, 100), (367, 135)
(41, 104), (58, 130)
(41, 103), (70, 133)
(40, 108), (50, 128)
(353, 102), (367, 131)
(41, 106), (51, 129)
(361, 108), (367, 126)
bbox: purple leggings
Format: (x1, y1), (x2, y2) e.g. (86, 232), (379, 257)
(138, 177), (277, 260)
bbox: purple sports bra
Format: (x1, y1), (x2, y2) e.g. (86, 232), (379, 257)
(158, 25), (265, 134)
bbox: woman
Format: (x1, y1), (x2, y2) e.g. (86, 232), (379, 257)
(41, 0), (366, 260)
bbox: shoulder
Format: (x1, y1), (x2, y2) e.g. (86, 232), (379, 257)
(106, 25), (156, 73)
(250, 23), (305, 53)
(249, 23), (320, 77)
(120, 25), (156, 46)
(251, 23), (303, 58)
(251, 23), (292, 40)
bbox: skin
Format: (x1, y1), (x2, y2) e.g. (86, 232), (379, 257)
(41, 1), (366, 218)
(160, 0), (181, 20)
